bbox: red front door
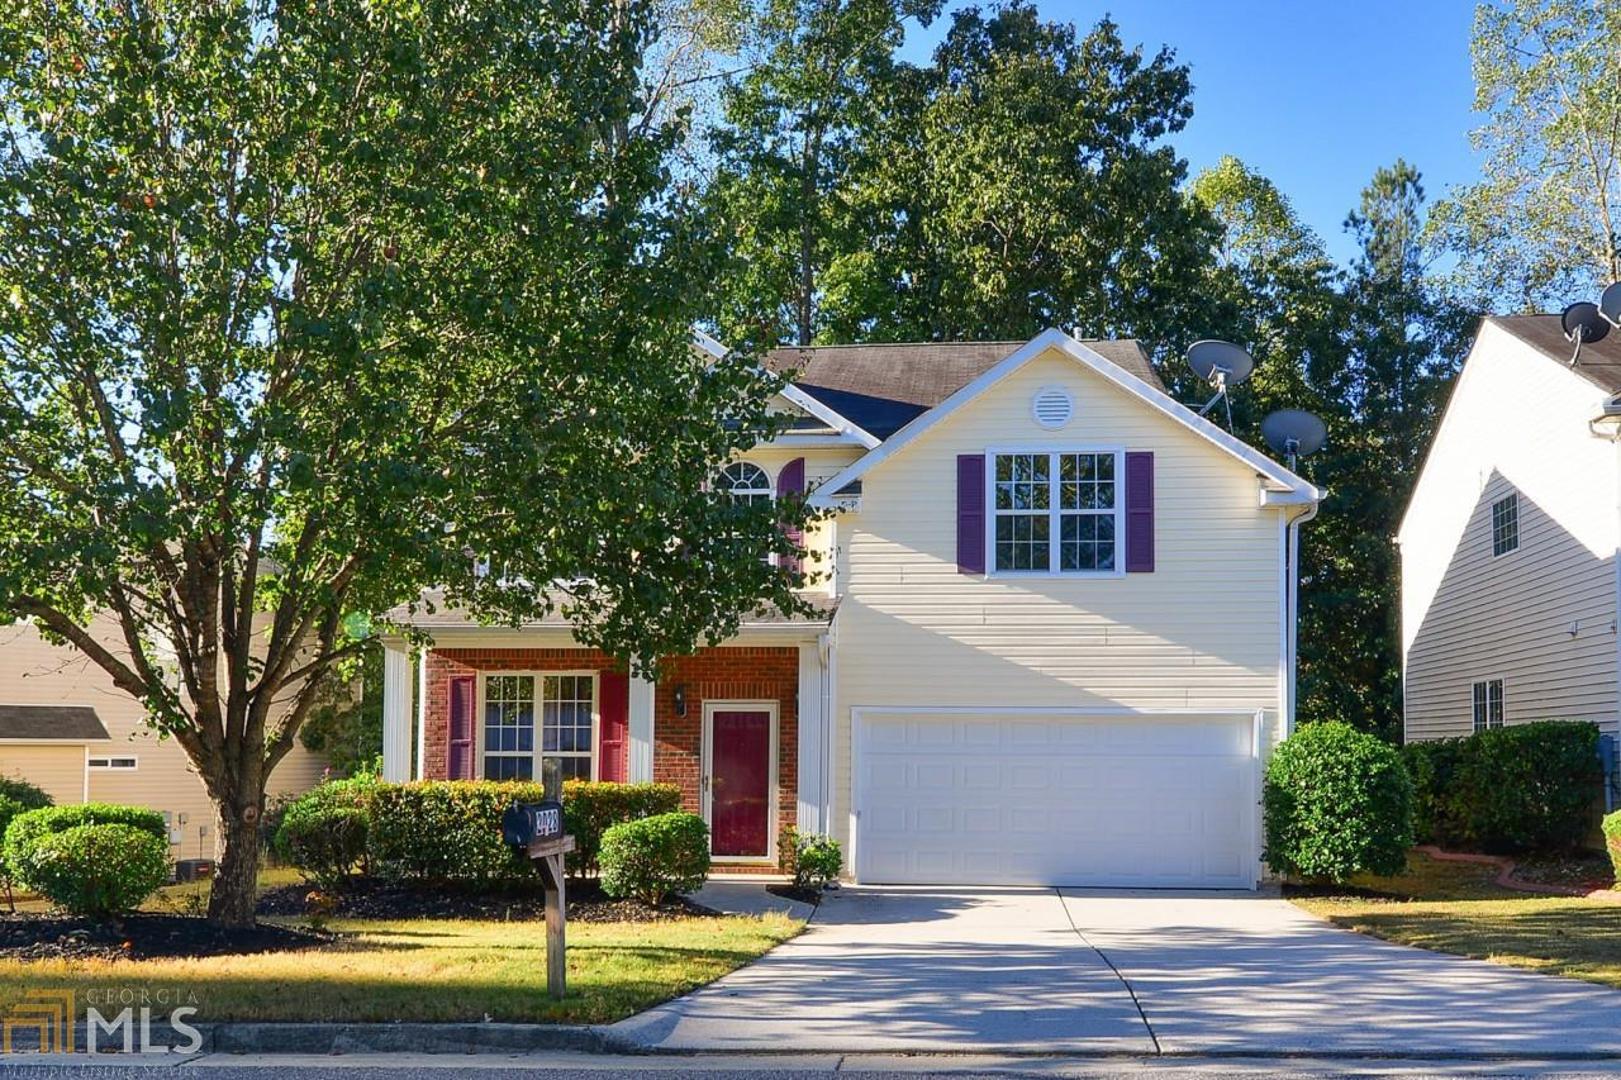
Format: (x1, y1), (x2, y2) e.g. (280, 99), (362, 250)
(710, 710), (772, 858)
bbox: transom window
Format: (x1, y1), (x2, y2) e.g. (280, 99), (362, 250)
(1471, 679), (1504, 732)
(1491, 494), (1519, 556)
(87, 756), (136, 770)
(482, 673), (597, 781)
(992, 451), (1119, 574)
(718, 461), (773, 505)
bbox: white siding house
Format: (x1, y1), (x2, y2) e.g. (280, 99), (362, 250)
(385, 329), (1323, 889)
(1399, 316), (1621, 743)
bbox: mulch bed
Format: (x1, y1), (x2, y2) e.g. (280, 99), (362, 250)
(1512, 850), (1615, 892)
(1281, 881), (1412, 902)
(0, 913), (327, 962)
(766, 883), (823, 906)
(255, 876), (716, 923)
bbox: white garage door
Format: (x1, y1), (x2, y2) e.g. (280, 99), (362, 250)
(853, 711), (1259, 888)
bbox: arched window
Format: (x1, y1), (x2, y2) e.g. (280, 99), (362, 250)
(718, 461), (773, 505)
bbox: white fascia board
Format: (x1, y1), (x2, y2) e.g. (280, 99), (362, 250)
(808, 328), (1323, 509)
(765, 431), (873, 449)
(692, 328), (881, 450)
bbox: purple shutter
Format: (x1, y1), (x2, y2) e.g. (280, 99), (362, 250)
(448, 675), (475, 780)
(957, 454), (986, 574)
(1124, 451), (1155, 573)
(779, 457), (805, 576)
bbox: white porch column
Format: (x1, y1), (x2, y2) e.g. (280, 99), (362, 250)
(628, 675), (656, 783)
(381, 644), (412, 782)
(797, 639), (827, 834)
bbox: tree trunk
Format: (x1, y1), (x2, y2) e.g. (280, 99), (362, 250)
(207, 793), (264, 927)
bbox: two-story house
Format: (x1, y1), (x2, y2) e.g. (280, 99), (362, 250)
(380, 329), (1323, 888)
(1400, 315), (1621, 747)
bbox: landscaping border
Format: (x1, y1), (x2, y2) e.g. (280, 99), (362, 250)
(1414, 844), (1621, 901)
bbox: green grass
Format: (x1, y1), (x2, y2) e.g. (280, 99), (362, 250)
(1294, 851), (1621, 990)
(3, 868), (802, 1023)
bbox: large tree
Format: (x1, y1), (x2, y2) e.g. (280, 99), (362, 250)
(0, 0), (807, 925)
(837, 5), (1217, 347)
(1432, 0), (1621, 309)
(706, 0), (940, 346)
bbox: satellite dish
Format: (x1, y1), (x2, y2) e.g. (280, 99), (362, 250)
(1187, 340), (1255, 387)
(1562, 301), (1610, 365)
(1186, 340), (1254, 429)
(1599, 281), (1621, 328)
(1261, 409), (1328, 470)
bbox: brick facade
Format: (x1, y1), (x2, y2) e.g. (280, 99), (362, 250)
(421, 645), (799, 866)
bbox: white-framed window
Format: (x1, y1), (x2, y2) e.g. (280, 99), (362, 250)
(87, 756), (137, 770)
(480, 672), (598, 782)
(718, 461), (773, 505)
(991, 449), (1122, 575)
(1471, 679), (1504, 732)
(1491, 494), (1519, 557)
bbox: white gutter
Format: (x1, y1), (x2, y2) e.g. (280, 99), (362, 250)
(1284, 502), (1320, 736)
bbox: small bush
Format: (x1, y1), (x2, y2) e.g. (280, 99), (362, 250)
(1604, 812), (1621, 884)
(562, 780), (683, 878)
(1264, 722), (1413, 881)
(274, 801), (368, 890)
(4, 803), (167, 889)
(780, 826), (842, 890)
(599, 812), (710, 905)
(0, 776), (53, 812)
(366, 780), (545, 885)
(1449, 721), (1601, 852)
(16, 823), (170, 917)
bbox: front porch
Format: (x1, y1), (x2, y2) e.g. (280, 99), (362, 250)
(378, 615), (833, 868)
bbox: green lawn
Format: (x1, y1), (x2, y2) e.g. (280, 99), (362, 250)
(3, 870), (802, 1024)
(1293, 851), (1621, 990)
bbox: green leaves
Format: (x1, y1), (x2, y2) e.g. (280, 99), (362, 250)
(0, 0), (813, 923)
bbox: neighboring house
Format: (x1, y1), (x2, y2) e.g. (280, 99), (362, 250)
(1400, 315), (1621, 747)
(381, 329), (1323, 888)
(0, 616), (329, 857)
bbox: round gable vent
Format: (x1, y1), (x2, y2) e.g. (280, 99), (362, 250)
(1032, 386), (1074, 429)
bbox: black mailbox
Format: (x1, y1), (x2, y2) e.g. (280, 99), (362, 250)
(502, 800), (564, 847)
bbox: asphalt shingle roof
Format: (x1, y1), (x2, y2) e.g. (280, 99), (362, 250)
(764, 339), (1161, 439)
(1492, 314), (1621, 394)
(0, 704), (109, 741)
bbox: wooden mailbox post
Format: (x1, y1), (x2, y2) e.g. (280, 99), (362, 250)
(502, 763), (574, 999)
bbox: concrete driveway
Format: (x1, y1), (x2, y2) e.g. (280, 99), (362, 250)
(610, 887), (1621, 1056)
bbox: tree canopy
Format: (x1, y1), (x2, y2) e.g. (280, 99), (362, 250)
(0, 0), (808, 924)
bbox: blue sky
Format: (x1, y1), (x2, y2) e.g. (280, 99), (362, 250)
(900, 1), (1483, 267)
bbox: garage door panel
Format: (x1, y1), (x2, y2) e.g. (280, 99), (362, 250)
(855, 712), (1258, 889)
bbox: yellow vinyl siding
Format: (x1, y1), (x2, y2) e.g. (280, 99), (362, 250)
(829, 346), (1285, 851)
(735, 444), (864, 594)
(0, 618), (329, 841)
(1400, 322), (1619, 741)
(0, 744), (85, 804)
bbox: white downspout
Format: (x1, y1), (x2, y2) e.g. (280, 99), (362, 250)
(1285, 502), (1319, 737)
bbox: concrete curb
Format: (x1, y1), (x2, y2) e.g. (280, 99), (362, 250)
(6, 1021), (633, 1056)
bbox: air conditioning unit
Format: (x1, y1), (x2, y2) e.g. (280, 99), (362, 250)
(172, 858), (214, 883)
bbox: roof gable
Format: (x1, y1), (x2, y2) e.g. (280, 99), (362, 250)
(807, 329), (1322, 507)
(1491, 314), (1621, 394)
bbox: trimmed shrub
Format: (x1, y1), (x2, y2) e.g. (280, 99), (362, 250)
(1605, 812), (1621, 884)
(274, 802), (368, 890)
(1264, 722), (1413, 881)
(1448, 721), (1601, 852)
(0, 776), (53, 812)
(780, 826), (842, 890)
(599, 812), (710, 905)
(1402, 737), (1466, 844)
(16, 823), (170, 917)
(366, 780), (544, 885)
(4, 804), (167, 890)
(561, 780), (682, 877)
